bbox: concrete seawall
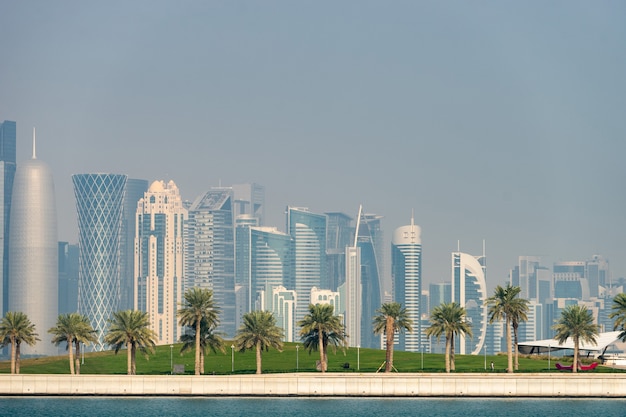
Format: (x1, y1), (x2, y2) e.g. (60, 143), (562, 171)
(1, 373), (626, 397)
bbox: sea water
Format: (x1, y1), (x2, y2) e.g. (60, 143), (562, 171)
(0, 397), (624, 417)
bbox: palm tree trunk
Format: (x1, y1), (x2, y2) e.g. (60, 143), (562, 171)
(318, 324), (326, 373)
(513, 322), (519, 371)
(10, 337), (16, 374)
(256, 341), (262, 374)
(444, 334), (451, 373)
(200, 350), (205, 375)
(195, 319), (201, 376)
(74, 341), (81, 375)
(131, 343), (137, 375)
(15, 341), (21, 374)
(506, 317), (513, 373)
(385, 317), (394, 372)
(68, 336), (75, 375)
(127, 339), (133, 375)
(450, 333), (455, 371)
(573, 336), (579, 374)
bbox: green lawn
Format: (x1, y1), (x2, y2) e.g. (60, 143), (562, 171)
(1, 343), (623, 375)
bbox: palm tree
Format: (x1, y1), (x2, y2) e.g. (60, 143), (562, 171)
(234, 311), (284, 374)
(372, 302), (413, 373)
(180, 318), (226, 374)
(48, 313), (97, 375)
(298, 303), (347, 373)
(485, 284), (528, 373)
(177, 287), (220, 375)
(425, 302), (472, 373)
(553, 305), (599, 373)
(72, 314), (98, 375)
(103, 310), (157, 375)
(609, 293), (626, 341)
(510, 298), (529, 371)
(0, 311), (39, 374)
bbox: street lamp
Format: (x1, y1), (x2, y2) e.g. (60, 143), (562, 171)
(231, 345), (235, 373)
(548, 343), (551, 371)
(484, 344), (487, 371)
(357, 345), (360, 371)
(421, 345), (424, 370)
(170, 344), (173, 375)
(296, 345), (300, 372)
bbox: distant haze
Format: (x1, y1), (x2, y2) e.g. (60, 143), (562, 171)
(1, 1), (625, 291)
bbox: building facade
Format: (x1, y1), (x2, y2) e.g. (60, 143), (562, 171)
(286, 207), (327, 326)
(451, 251), (487, 355)
(0, 120), (16, 316)
(134, 180), (186, 345)
(73, 173), (127, 351)
(391, 217), (422, 352)
(186, 188), (236, 337)
(9, 131), (58, 355)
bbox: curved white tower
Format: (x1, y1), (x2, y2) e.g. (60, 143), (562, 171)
(8, 128), (58, 356)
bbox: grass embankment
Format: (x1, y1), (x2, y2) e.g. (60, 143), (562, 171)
(0, 344), (622, 375)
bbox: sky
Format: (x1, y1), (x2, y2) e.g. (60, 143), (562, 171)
(1, 1), (625, 292)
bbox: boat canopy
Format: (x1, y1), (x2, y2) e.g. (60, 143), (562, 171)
(517, 331), (622, 355)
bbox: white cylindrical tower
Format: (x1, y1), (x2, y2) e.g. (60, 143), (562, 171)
(8, 128), (58, 356)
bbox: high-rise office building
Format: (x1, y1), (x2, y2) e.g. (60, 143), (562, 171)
(73, 173), (127, 351)
(339, 245), (361, 347)
(186, 188), (236, 337)
(0, 120), (16, 316)
(286, 207), (327, 326)
(58, 242), (79, 315)
(553, 261), (587, 300)
(135, 180), (186, 345)
(429, 282), (451, 310)
(257, 283), (296, 342)
(451, 250), (487, 355)
(587, 255), (609, 298)
(120, 178), (148, 311)
(325, 212), (354, 291)
(356, 207), (384, 349)
(391, 216), (422, 352)
(9, 130), (58, 355)
(235, 226), (291, 315)
(232, 183), (265, 225)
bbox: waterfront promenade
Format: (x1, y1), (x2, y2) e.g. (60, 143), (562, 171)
(1, 373), (626, 397)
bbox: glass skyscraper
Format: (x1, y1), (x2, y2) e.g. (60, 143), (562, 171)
(73, 173), (127, 351)
(120, 178), (148, 311)
(0, 120), (16, 316)
(286, 207), (327, 326)
(356, 208), (384, 349)
(392, 217), (422, 352)
(235, 225), (291, 314)
(186, 188), (236, 337)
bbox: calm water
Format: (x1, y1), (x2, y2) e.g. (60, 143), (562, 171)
(0, 397), (623, 417)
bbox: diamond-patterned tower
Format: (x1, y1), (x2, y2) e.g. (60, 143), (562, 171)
(73, 173), (127, 351)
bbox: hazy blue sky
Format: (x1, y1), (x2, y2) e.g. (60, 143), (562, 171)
(1, 1), (625, 290)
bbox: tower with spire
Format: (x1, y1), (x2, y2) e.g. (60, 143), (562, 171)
(9, 127), (59, 355)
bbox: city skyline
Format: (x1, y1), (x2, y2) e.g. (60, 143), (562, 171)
(1, 2), (625, 290)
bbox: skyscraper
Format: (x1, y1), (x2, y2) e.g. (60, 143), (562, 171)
(120, 178), (148, 311)
(325, 212), (353, 291)
(286, 207), (327, 326)
(135, 180), (186, 345)
(0, 120), (16, 316)
(9, 130), (58, 355)
(355, 207), (384, 349)
(339, 245), (361, 347)
(186, 188), (236, 337)
(58, 242), (79, 315)
(553, 261), (587, 299)
(232, 183), (265, 225)
(73, 173), (127, 351)
(451, 250), (487, 355)
(391, 216), (422, 352)
(235, 226), (291, 314)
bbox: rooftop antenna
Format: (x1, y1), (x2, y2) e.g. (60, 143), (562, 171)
(32, 127), (37, 159)
(457, 240), (460, 253)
